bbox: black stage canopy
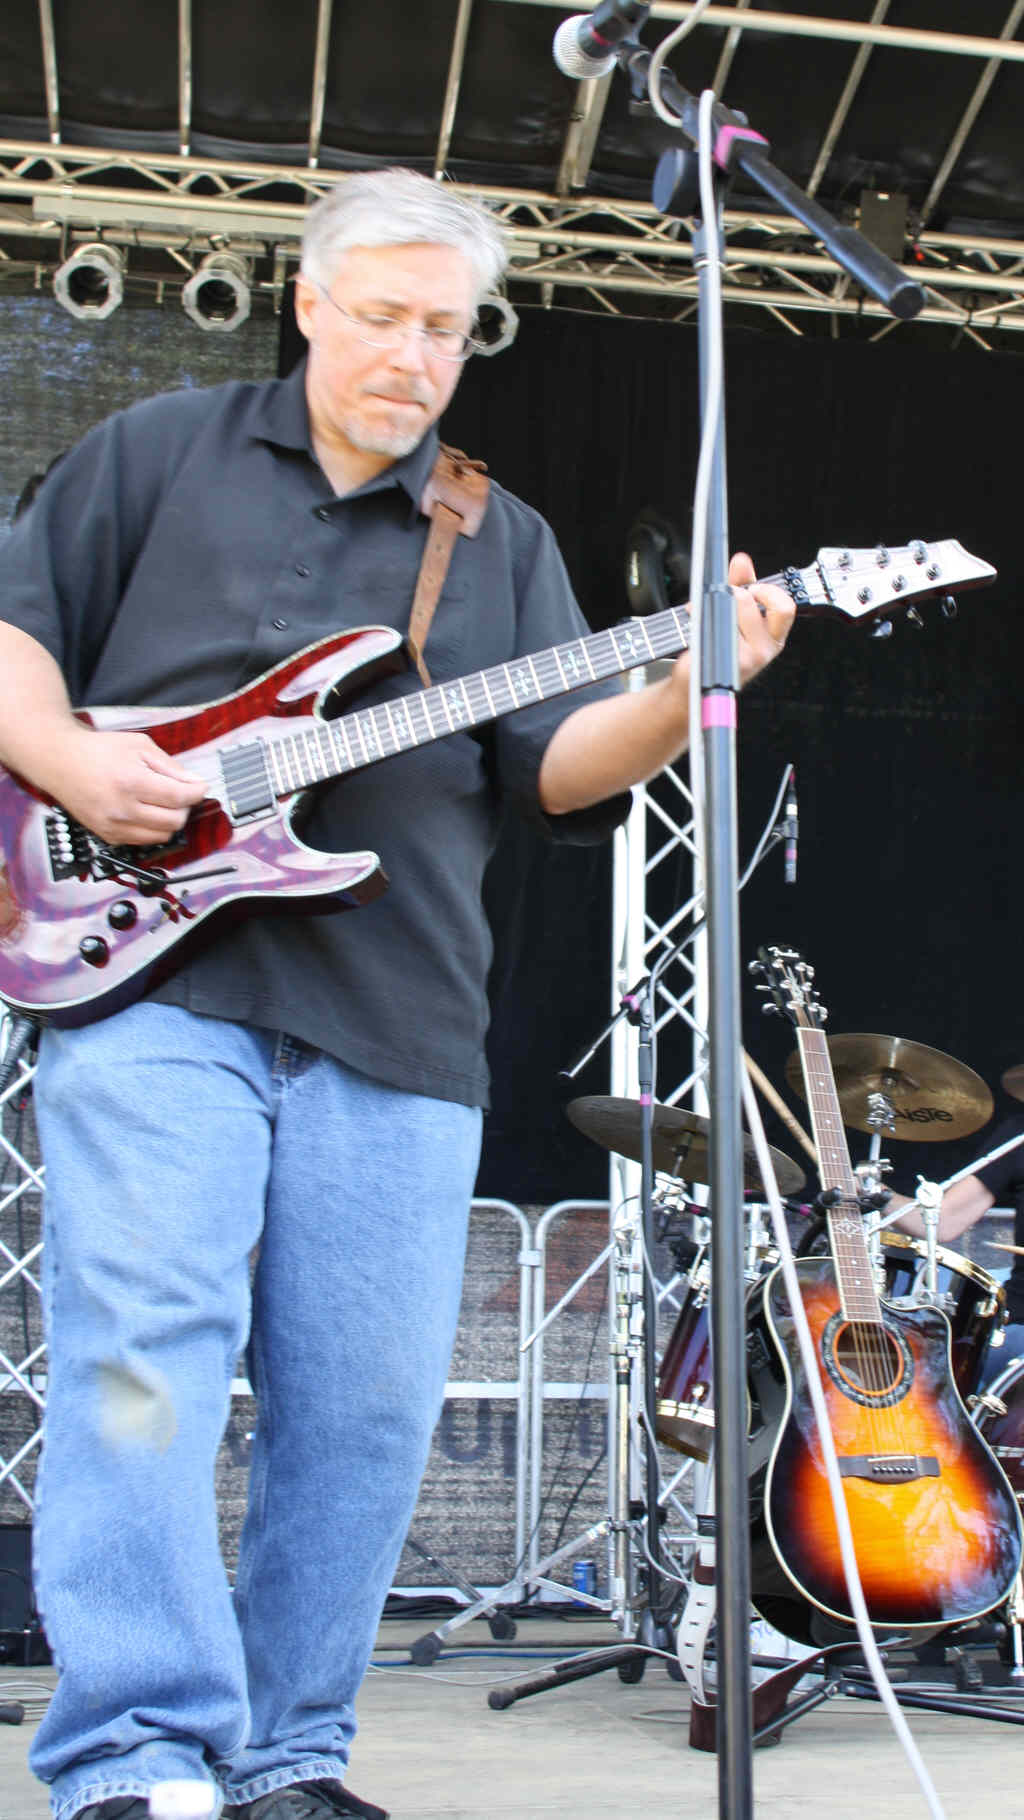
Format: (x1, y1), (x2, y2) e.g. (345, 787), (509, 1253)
(3, 3), (1024, 345)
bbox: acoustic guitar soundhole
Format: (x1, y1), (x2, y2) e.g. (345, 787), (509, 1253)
(822, 1313), (913, 1408)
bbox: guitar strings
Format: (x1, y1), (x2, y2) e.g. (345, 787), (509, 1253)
(798, 1027), (905, 1460)
(800, 1030), (894, 1453)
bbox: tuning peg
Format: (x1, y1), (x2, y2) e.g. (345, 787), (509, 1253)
(870, 619), (893, 640)
(748, 958), (765, 978)
(940, 594), (958, 619)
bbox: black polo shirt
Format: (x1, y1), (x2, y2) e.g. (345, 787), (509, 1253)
(0, 361), (629, 1106)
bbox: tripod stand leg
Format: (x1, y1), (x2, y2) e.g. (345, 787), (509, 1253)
(404, 1536), (517, 1663)
(487, 1645), (649, 1709)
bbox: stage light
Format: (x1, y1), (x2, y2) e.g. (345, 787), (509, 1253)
(472, 292), (519, 356)
(53, 243), (124, 320)
(182, 252), (252, 331)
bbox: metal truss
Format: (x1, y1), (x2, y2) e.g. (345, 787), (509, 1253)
(7, 3), (1024, 339)
(4, 137), (1024, 342)
(0, 1042), (44, 1518)
(609, 729), (708, 1594)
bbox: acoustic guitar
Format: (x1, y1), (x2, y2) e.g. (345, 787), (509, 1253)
(746, 945), (1022, 1641)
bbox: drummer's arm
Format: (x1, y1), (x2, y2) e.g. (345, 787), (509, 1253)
(888, 1175), (995, 1242)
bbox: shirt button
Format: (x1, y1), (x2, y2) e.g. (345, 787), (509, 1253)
(315, 506), (331, 521)
(272, 618), (288, 630)
(295, 564), (311, 577)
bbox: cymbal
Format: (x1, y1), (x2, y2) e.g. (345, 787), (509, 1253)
(566, 1095), (805, 1196)
(784, 1033), (993, 1141)
(1001, 1063), (1024, 1104)
(987, 1240), (1024, 1258)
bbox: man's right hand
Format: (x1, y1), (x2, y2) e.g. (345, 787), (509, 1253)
(43, 725), (207, 846)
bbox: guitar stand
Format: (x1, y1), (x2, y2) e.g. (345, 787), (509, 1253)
(688, 1641), (868, 1751)
(840, 1652), (1024, 1726)
(686, 1631), (1024, 1754)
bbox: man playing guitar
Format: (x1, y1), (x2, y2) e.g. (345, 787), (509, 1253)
(0, 167), (792, 1820)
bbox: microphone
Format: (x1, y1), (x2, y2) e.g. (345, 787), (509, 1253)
(552, 2), (650, 80)
(783, 771), (798, 886)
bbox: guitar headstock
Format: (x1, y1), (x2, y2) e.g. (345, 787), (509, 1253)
(750, 945), (826, 1032)
(787, 538), (996, 628)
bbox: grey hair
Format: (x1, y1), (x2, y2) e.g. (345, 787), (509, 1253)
(300, 168), (508, 305)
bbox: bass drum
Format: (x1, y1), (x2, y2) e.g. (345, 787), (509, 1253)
(974, 1354), (1024, 1503)
(880, 1231), (1005, 1399)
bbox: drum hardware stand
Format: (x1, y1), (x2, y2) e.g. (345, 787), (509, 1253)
(1006, 1573), (1024, 1681)
(859, 1091), (896, 1290)
(401, 1538), (518, 1651)
(476, 1200), (694, 1706)
(869, 1126), (1024, 1324)
(871, 1127), (1024, 1249)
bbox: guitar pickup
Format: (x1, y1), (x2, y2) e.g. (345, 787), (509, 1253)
(220, 739), (274, 821)
(839, 1454), (940, 1483)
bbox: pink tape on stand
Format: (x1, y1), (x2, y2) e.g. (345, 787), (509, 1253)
(702, 693), (736, 729)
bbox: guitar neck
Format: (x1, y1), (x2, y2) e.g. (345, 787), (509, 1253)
(259, 564), (807, 797)
(797, 1026), (882, 1322)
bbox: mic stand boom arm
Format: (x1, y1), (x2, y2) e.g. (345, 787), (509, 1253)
(620, 41), (925, 321)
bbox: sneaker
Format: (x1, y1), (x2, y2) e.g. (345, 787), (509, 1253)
(76, 1804), (151, 1820)
(233, 1784), (388, 1820)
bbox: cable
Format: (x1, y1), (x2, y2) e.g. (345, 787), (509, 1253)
(646, 0), (721, 128)
(741, 1063), (946, 1820)
(739, 762), (793, 891)
(635, 56), (948, 1810)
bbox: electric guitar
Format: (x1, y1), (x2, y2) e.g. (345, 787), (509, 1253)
(746, 945), (1022, 1641)
(0, 539), (997, 1028)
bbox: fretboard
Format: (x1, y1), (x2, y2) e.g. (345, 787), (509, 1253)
(259, 601), (690, 797)
(255, 562), (801, 798)
(797, 1026), (881, 1323)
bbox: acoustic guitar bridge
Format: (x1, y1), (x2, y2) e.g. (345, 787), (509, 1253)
(839, 1453), (940, 1482)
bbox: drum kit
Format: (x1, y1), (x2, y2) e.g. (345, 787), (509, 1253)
(569, 1031), (1024, 1672)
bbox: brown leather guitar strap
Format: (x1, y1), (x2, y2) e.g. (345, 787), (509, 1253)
(408, 442), (490, 686)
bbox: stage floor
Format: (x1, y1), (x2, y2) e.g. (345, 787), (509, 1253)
(4, 1615), (1024, 1818)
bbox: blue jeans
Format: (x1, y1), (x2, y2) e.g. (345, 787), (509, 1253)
(29, 1003), (482, 1819)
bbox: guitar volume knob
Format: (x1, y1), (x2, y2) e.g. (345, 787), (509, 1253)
(107, 900), (138, 930)
(78, 935), (110, 967)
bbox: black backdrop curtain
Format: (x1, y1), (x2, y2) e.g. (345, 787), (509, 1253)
(280, 301), (1024, 1206)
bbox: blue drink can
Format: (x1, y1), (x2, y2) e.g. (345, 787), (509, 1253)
(572, 1559), (597, 1602)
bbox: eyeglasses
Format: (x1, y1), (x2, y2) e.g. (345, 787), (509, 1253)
(313, 283), (480, 362)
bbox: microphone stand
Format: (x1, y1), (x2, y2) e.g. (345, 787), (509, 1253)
(579, 14), (924, 1816)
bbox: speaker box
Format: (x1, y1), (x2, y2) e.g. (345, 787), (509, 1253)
(0, 1522), (33, 1630)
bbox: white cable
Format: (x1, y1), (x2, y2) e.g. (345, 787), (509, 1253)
(740, 1063), (947, 1820)
(647, 0), (721, 126)
(684, 86), (728, 920)
(647, 62), (940, 1811)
